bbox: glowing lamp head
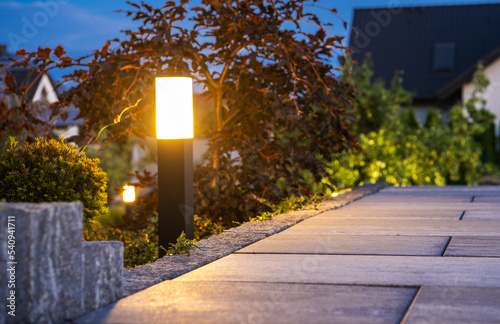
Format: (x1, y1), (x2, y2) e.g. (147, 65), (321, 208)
(155, 76), (194, 139)
(123, 185), (136, 203)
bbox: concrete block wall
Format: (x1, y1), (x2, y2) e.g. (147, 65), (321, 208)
(0, 202), (123, 324)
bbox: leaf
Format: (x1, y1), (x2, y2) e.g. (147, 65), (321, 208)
(54, 45), (66, 58)
(15, 49), (27, 56)
(101, 41), (111, 57)
(37, 47), (51, 60)
(126, 1), (140, 9)
(4, 73), (14, 88)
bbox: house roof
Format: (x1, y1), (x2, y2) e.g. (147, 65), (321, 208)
(348, 3), (500, 101)
(1, 50), (84, 126)
(8, 68), (45, 101)
(1, 50), (48, 101)
(436, 44), (500, 100)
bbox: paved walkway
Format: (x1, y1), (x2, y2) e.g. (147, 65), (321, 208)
(77, 186), (500, 323)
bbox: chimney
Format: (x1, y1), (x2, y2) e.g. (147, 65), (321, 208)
(0, 44), (7, 56)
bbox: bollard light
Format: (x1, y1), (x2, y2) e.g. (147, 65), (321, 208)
(122, 185), (136, 203)
(155, 75), (194, 257)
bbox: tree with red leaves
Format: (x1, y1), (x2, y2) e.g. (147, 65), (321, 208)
(0, 0), (358, 225)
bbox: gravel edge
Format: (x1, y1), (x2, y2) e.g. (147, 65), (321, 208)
(122, 182), (388, 297)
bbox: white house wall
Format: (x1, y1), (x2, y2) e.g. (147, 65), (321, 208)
(33, 74), (59, 103)
(463, 57), (500, 136)
(53, 125), (79, 139)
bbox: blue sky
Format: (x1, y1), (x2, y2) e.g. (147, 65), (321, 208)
(1, 0), (499, 80)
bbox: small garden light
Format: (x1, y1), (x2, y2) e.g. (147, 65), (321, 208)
(155, 75), (195, 256)
(122, 185), (136, 203)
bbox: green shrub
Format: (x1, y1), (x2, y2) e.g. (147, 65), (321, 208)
(194, 214), (226, 241)
(0, 136), (109, 225)
(334, 57), (496, 188)
(166, 232), (199, 256)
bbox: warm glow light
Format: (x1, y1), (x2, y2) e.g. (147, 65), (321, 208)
(155, 76), (194, 139)
(123, 185), (136, 203)
(331, 192), (339, 197)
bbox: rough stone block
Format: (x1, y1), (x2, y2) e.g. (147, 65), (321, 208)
(83, 241), (123, 314)
(0, 202), (84, 324)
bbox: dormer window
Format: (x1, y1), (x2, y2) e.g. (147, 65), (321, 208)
(433, 43), (455, 71)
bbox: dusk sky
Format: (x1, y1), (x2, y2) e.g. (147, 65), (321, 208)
(1, 0), (499, 81)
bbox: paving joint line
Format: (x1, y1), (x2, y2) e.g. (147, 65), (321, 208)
(440, 236), (453, 256)
(399, 286), (422, 324)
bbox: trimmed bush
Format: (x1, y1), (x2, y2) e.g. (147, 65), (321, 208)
(0, 137), (108, 225)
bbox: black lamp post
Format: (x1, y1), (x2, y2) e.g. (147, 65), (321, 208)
(155, 76), (194, 256)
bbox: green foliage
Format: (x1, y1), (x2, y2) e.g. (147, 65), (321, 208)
(194, 214), (226, 241)
(166, 232), (199, 256)
(86, 136), (157, 196)
(424, 109), (441, 128)
(463, 63), (497, 164)
(0, 136), (108, 225)
(341, 54), (412, 134)
(334, 58), (495, 188)
(86, 142), (132, 196)
(83, 223), (159, 268)
(405, 107), (420, 130)
(240, 194), (326, 224)
(97, 204), (126, 228)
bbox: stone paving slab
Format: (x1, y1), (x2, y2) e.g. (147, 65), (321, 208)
(383, 186), (499, 193)
(337, 201), (479, 212)
(74, 185), (500, 323)
(462, 210), (500, 221)
(404, 286), (500, 324)
(444, 236), (500, 257)
(176, 254), (500, 288)
(280, 218), (500, 236)
(236, 234), (449, 256)
(314, 206), (464, 220)
(357, 195), (473, 203)
(468, 202), (500, 210)
(375, 191), (475, 196)
(76, 281), (416, 324)
(473, 195), (500, 202)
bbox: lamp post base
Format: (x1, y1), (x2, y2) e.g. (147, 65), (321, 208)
(157, 139), (194, 257)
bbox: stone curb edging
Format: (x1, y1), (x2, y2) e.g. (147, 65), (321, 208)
(0, 202), (123, 324)
(122, 183), (388, 297)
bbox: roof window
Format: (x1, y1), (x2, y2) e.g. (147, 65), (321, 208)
(433, 43), (455, 71)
